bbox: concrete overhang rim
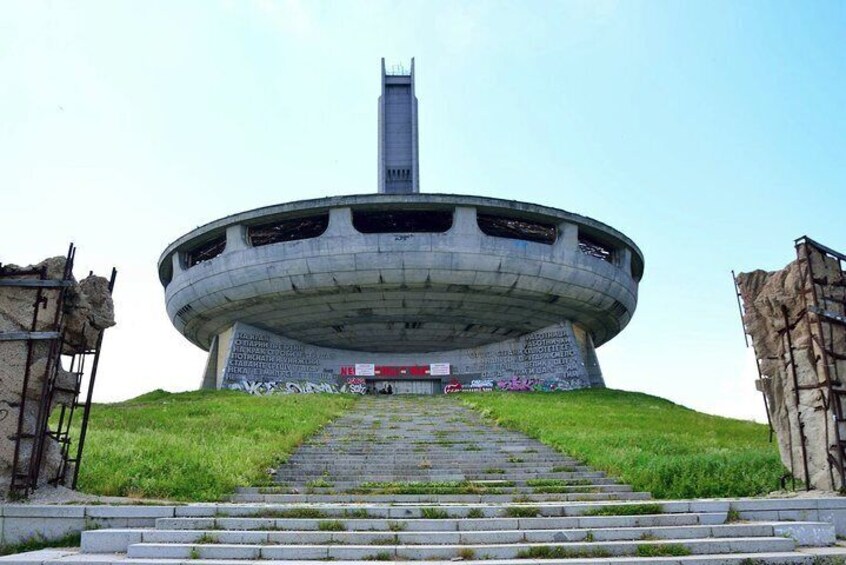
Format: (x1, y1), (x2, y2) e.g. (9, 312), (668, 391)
(157, 193), (644, 274)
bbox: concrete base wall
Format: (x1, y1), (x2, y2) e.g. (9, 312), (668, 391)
(0, 505), (177, 545)
(211, 321), (602, 395)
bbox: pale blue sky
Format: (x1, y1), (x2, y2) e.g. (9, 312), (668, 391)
(1, 1), (844, 420)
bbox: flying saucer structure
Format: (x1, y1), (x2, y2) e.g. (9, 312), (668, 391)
(158, 59), (644, 395)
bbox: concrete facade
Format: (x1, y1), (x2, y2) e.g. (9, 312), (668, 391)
(209, 320), (601, 395)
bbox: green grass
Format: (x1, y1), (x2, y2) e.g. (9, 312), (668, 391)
(317, 520), (346, 531)
(583, 503), (663, 516)
(364, 552), (393, 560)
(461, 389), (786, 499)
(75, 389), (357, 502)
(256, 507), (328, 519)
(636, 543), (692, 557)
(0, 533), (81, 556)
(420, 507), (451, 519)
(516, 546), (612, 559)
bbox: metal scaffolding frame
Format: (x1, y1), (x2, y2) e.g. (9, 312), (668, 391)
(733, 236), (846, 491)
(794, 236), (846, 491)
(0, 245), (116, 496)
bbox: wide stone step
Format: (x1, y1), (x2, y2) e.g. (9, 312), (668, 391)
(124, 537), (798, 560)
(153, 512), (727, 532)
(86, 522), (821, 553)
(281, 458), (579, 464)
(229, 491), (652, 503)
(254, 476), (619, 488)
(237, 478), (615, 493)
(247, 484), (629, 494)
(2, 551), (821, 564)
(273, 469), (606, 478)
(166, 500), (711, 518)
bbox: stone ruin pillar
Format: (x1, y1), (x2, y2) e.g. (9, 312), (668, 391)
(0, 254), (115, 496)
(737, 238), (846, 491)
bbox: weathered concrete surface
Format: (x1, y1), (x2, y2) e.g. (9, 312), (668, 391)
(158, 195), (643, 356)
(215, 321), (602, 394)
(0, 258), (115, 494)
(737, 250), (846, 491)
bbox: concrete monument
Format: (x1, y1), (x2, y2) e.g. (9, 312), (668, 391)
(158, 60), (644, 395)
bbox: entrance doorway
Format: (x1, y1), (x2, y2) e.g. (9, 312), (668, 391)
(372, 380), (437, 395)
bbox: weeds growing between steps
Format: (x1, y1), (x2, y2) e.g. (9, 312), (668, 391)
(0, 533), (81, 556)
(461, 389), (786, 499)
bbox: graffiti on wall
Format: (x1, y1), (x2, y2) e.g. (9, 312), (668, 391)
(228, 379), (367, 396)
(343, 377), (368, 395)
(443, 376), (580, 394)
(444, 379), (463, 394)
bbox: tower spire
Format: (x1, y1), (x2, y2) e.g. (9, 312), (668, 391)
(377, 58), (419, 194)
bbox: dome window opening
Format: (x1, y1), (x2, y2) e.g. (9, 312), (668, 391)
(353, 210), (453, 233)
(248, 214), (330, 247)
(186, 236), (226, 267)
(578, 234), (614, 263)
(477, 214), (557, 245)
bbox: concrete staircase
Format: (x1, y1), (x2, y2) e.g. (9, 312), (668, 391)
(12, 397), (841, 563)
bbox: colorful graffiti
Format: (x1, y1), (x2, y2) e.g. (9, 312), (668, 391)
(443, 379), (463, 394)
(227, 379), (367, 396)
(496, 376), (537, 392)
(344, 377), (367, 395)
(444, 379), (495, 394)
(466, 379), (495, 392)
(444, 376), (579, 394)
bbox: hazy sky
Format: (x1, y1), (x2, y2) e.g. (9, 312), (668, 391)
(2, 1), (844, 421)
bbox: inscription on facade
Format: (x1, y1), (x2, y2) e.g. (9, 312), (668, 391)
(458, 326), (583, 379)
(220, 322), (590, 392)
(224, 331), (331, 382)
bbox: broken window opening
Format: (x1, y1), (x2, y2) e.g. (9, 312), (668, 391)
(186, 236), (226, 267)
(477, 214), (557, 245)
(248, 214), (330, 247)
(578, 235), (614, 263)
(353, 210), (453, 233)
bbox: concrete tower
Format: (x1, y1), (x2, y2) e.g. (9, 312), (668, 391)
(378, 58), (419, 194)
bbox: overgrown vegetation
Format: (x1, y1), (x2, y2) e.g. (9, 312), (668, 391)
(420, 507), (451, 519)
(317, 520), (346, 531)
(516, 545), (612, 559)
(462, 389), (785, 499)
(636, 543), (692, 557)
(75, 389), (357, 501)
(258, 507), (328, 519)
(504, 506), (540, 518)
(584, 503), (663, 516)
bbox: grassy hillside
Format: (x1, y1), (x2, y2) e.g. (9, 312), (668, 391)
(72, 388), (785, 502)
(75, 390), (357, 502)
(460, 389), (785, 500)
